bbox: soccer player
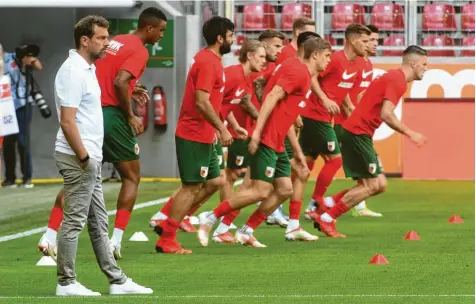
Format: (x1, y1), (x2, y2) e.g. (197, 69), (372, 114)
(37, 7), (167, 260)
(198, 36), (332, 248)
(296, 24), (370, 238)
(154, 16), (235, 254)
(314, 45), (427, 232)
(276, 17), (316, 65)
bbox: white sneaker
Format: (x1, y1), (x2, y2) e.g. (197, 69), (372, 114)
(235, 231), (267, 248)
(197, 211), (215, 247)
(38, 234), (57, 261)
(266, 214), (288, 228)
(109, 237), (122, 260)
(285, 228), (319, 242)
(110, 278), (153, 295)
(56, 282), (101, 296)
(229, 222), (237, 230)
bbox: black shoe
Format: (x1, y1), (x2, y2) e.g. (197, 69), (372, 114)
(23, 179), (34, 189)
(1, 180), (17, 188)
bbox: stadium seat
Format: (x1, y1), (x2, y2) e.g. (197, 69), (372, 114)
(422, 35), (455, 56)
(461, 2), (475, 31)
(242, 3), (277, 30)
(324, 35), (337, 46)
(280, 3), (312, 30)
(370, 3), (404, 31)
(422, 3), (456, 31)
(233, 34), (247, 56)
(461, 36), (475, 57)
(331, 3), (366, 30)
(382, 35), (405, 56)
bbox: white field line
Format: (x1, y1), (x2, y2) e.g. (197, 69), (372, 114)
(0, 180), (244, 243)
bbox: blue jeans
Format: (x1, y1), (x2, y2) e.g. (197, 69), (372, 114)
(3, 106), (33, 182)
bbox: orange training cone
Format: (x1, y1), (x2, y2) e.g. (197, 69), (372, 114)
(404, 231), (420, 240)
(448, 215), (464, 224)
(369, 254), (389, 264)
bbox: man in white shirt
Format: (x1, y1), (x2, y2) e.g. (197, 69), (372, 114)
(54, 15), (152, 297)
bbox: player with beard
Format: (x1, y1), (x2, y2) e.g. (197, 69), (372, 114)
(316, 46), (427, 232)
(37, 8), (167, 261)
(154, 16), (235, 254)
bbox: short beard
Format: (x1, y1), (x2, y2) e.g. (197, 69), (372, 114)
(219, 43), (231, 55)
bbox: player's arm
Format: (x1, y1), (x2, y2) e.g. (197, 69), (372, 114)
(286, 125), (303, 156)
(226, 111), (248, 139)
(342, 94), (355, 117)
(113, 70), (135, 118)
(239, 94), (259, 119)
(380, 100), (426, 147)
(195, 89), (231, 145)
(253, 76), (267, 103)
(253, 85), (285, 136)
(311, 76), (340, 115)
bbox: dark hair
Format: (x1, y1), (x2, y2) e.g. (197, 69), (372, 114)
(403, 45), (428, 56)
(366, 24), (379, 34)
(297, 32), (321, 47)
(137, 7), (167, 29)
(302, 37), (332, 59)
(292, 17), (315, 33)
(344, 23), (371, 40)
(258, 29), (285, 41)
(202, 16), (235, 45)
(74, 15), (109, 49)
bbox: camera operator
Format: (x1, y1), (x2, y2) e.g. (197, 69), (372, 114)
(2, 44), (44, 188)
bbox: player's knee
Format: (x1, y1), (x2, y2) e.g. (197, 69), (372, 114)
(207, 175), (226, 192)
(377, 177), (388, 194)
(275, 183), (293, 200)
(254, 182), (273, 202)
(365, 179), (381, 196)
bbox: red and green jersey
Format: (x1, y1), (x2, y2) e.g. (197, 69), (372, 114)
(96, 34), (149, 107)
(275, 44), (297, 65)
(261, 57), (312, 152)
(305, 50), (365, 123)
(175, 49), (225, 144)
(343, 68), (407, 136)
(221, 64), (250, 139)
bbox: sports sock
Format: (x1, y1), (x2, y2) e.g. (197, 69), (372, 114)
(320, 213), (334, 223)
(286, 219), (300, 233)
(46, 207), (63, 244)
(158, 218), (180, 242)
(323, 197), (336, 208)
(214, 222), (230, 235)
(222, 209), (240, 226)
(212, 200), (234, 219)
(354, 201), (367, 211)
(187, 203), (203, 217)
(245, 210), (268, 230)
(45, 228), (58, 245)
(289, 200), (302, 220)
(113, 209), (131, 243)
(332, 189), (349, 203)
(327, 200), (350, 220)
(159, 197), (173, 217)
(312, 157), (342, 201)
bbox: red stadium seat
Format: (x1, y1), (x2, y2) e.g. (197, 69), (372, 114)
(461, 3), (475, 31)
(233, 34), (247, 56)
(324, 35), (337, 46)
(461, 36), (475, 57)
(422, 35), (455, 56)
(422, 3), (456, 31)
(331, 3), (366, 30)
(382, 35), (405, 56)
(242, 3), (277, 30)
(370, 3), (404, 30)
(280, 3), (312, 30)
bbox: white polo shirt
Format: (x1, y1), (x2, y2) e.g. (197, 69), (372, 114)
(54, 50), (103, 161)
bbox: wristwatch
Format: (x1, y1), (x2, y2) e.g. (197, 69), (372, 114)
(79, 154), (90, 163)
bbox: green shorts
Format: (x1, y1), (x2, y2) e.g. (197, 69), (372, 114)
(215, 141), (225, 170)
(250, 143), (291, 184)
(227, 139), (249, 170)
(299, 117), (340, 159)
(175, 136), (221, 183)
(340, 128), (383, 179)
(284, 138), (294, 160)
(334, 124), (345, 143)
(102, 106), (139, 163)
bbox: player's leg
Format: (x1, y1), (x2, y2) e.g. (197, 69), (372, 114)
(38, 188), (65, 260)
(2, 133), (17, 187)
(102, 106), (141, 259)
(197, 143), (276, 246)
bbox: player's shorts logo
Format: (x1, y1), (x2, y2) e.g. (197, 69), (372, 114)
(265, 166), (275, 178)
(218, 155), (223, 166)
(236, 156), (244, 166)
(200, 166), (209, 178)
(369, 163), (377, 174)
(327, 141), (336, 152)
(134, 143), (140, 155)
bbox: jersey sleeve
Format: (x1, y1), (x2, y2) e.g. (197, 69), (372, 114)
(276, 65), (305, 95)
(195, 61), (217, 93)
(120, 48), (148, 79)
(383, 78), (401, 106)
(55, 67), (83, 108)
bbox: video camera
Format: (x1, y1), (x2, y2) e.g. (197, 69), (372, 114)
(14, 44), (51, 119)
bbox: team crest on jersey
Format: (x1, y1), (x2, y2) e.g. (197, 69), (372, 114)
(265, 166), (275, 178)
(218, 155), (223, 166)
(200, 166), (209, 178)
(134, 143), (140, 155)
(298, 101), (306, 108)
(369, 163), (377, 174)
(236, 156), (244, 166)
(305, 90), (312, 99)
(327, 141), (336, 152)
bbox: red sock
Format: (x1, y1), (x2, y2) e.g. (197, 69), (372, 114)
(187, 203), (203, 217)
(312, 157), (342, 200)
(114, 209), (131, 231)
(47, 207), (63, 231)
(213, 200), (234, 218)
(222, 209), (240, 226)
(245, 210), (268, 230)
(307, 160), (315, 171)
(327, 200), (350, 219)
(160, 197), (174, 217)
(159, 218), (180, 242)
(289, 200), (302, 220)
(332, 189), (349, 203)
